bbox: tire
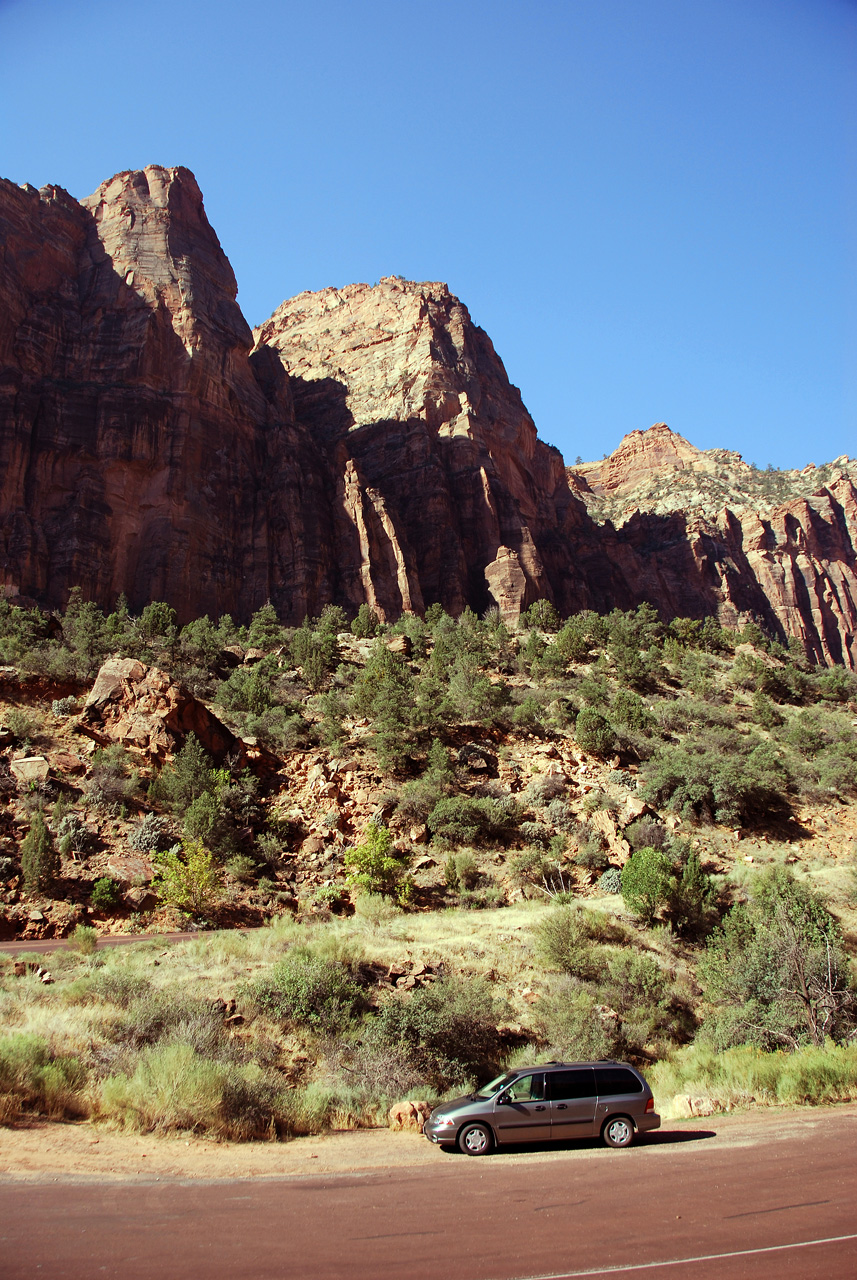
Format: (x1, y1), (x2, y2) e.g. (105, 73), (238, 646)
(458, 1123), (493, 1156)
(602, 1115), (634, 1148)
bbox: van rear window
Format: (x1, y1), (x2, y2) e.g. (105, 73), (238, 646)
(595, 1067), (643, 1095)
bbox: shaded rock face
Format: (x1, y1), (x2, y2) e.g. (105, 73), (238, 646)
(256, 279), (602, 622)
(0, 167), (330, 623)
(1, 167), (855, 667)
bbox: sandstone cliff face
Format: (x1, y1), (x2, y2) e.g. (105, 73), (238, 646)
(1, 167), (855, 666)
(569, 425), (857, 668)
(255, 278), (603, 622)
(0, 167), (331, 622)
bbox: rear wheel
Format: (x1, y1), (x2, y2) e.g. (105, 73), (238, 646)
(602, 1116), (634, 1148)
(458, 1123), (493, 1156)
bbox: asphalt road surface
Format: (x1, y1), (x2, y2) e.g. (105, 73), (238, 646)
(0, 930), (227, 956)
(2, 1110), (856, 1279)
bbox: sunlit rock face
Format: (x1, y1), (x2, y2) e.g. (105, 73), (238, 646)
(1, 167), (855, 666)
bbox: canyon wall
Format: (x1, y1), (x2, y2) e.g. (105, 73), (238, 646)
(0, 167), (855, 666)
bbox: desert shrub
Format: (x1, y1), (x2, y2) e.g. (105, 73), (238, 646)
(611, 689), (656, 733)
(643, 734), (790, 825)
(100, 1042), (289, 1139)
(812, 667), (857, 703)
(152, 839), (222, 916)
(519, 820), (551, 848)
(128, 812), (172, 854)
(574, 838), (610, 874)
(349, 642), (415, 768)
(55, 812), (90, 856)
(598, 867), (622, 894)
(250, 950), (364, 1033)
(63, 967), (151, 1009)
(87, 744), (137, 810)
(369, 976), (505, 1090)
(534, 981), (618, 1061)
(534, 906), (600, 979)
(396, 774), (450, 824)
(575, 707), (616, 757)
(427, 795), (519, 847)
(444, 851), (479, 891)
(621, 846), (674, 924)
(352, 892), (401, 926)
(21, 812), (60, 894)
(666, 851), (718, 938)
(344, 823), (411, 901)
(68, 924), (98, 955)
(508, 846), (551, 891)
(150, 733), (214, 810)
(700, 867), (856, 1050)
(225, 854), (258, 884)
(0, 1033), (87, 1120)
(459, 884), (505, 909)
(8, 707), (39, 742)
(544, 798), (576, 831)
(216, 658), (277, 715)
(90, 876), (121, 909)
(624, 818), (669, 853)
(51, 696), (77, 717)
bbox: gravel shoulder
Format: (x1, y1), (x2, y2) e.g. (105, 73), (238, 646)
(2, 1104), (855, 1185)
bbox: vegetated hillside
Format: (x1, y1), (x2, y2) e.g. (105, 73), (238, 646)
(2, 167), (856, 666)
(1, 594), (856, 1135)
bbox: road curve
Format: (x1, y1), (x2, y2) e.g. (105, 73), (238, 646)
(2, 1109), (855, 1279)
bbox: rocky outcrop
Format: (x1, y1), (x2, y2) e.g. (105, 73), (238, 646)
(1, 167), (855, 666)
(80, 656), (240, 762)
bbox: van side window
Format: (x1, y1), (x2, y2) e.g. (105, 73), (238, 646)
(505, 1073), (545, 1101)
(595, 1067), (643, 1095)
(546, 1069), (596, 1100)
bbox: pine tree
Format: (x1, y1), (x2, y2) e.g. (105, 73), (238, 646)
(21, 812), (60, 895)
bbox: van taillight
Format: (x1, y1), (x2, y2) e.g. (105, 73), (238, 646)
(645, 1097), (654, 1112)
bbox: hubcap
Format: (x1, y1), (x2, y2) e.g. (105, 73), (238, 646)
(609, 1120), (630, 1144)
(465, 1129), (488, 1152)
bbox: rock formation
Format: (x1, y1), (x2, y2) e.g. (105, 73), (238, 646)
(0, 166), (855, 666)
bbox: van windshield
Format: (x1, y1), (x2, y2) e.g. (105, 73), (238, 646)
(473, 1072), (518, 1100)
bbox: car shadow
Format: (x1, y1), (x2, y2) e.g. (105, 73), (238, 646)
(439, 1128), (717, 1157)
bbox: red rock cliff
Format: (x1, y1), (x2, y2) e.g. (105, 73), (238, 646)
(1, 168), (855, 666)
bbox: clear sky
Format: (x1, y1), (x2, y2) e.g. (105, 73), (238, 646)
(1, 0), (854, 469)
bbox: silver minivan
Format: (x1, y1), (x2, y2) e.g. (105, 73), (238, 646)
(423, 1060), (660, 1155)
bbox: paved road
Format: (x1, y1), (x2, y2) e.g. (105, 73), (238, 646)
(0, 930), (233, 956)
(2, 1111), (856, 1279)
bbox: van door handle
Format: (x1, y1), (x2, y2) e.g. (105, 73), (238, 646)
(534, 1105), (546, 1111)
(556, 1104), (567, 1110)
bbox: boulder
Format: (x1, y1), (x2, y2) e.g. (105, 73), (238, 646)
(124, 886), (159, 911)
(81, 658), (240, 764)
(10, 756), (50, 785)
(672, 1094), (719, 1119)
(388, 1100), (433, 1132)
(106, 855), (155, 885)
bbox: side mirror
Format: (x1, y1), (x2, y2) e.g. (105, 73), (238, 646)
(497, 1091), (511, 1105)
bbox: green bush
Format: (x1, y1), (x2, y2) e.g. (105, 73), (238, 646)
(250, 949), (364, 1032)
(700, 867), (856, 1050)
(427, 795), (519, 847)
(0, 1033), (87, 1119)
(575, 707), (616, 757)
(344, 823), (411, 901)
(68, 924), (98, 955)
(643, 734), (790, 825)
(534, 981), (617, 1061)
(369, 976), (505, 1090)
(152, 839), (222, 916)
(621, 846), (674, 924)
(21, 812), (60, 895)
(90, 876), (121, 910)
(534, 906), (600, 979)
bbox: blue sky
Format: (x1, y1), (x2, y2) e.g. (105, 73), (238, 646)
(1, 0), (854, 468)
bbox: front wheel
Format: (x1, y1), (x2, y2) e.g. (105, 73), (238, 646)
(458, 1123), (493, 1156)
(602, 1116), (634, 1148)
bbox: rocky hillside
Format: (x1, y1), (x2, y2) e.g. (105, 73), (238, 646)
(1, 167), (856, 667)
